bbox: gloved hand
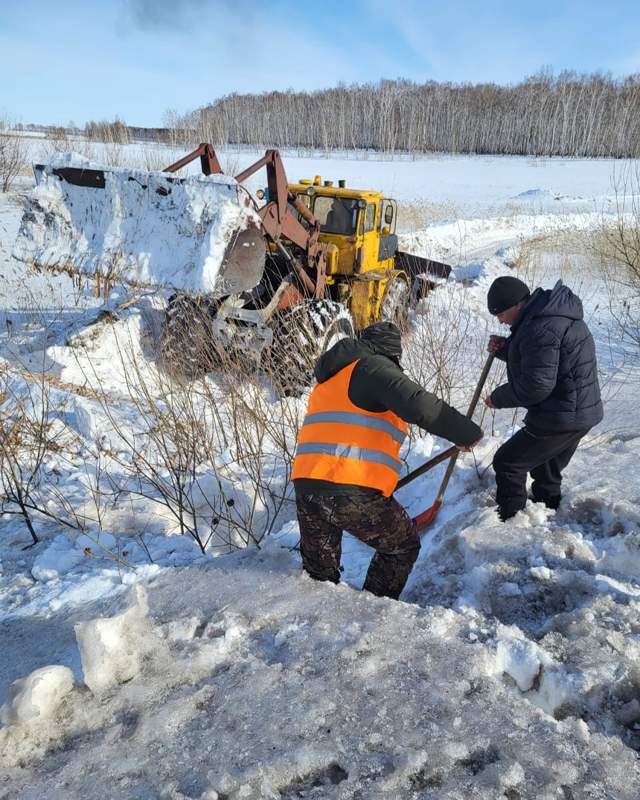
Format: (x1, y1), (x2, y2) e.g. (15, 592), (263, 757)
(487, 335), (507, 353)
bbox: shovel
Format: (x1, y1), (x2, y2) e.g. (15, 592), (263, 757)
(411, 353), (495, 533)
(396, 445), (459, 490)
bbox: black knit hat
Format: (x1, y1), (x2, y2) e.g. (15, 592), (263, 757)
(487, 276), (530, 315)
(360, 321), (402, 361)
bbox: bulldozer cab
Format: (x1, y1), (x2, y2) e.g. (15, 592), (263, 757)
(288, 178), (402, 328)
(288, 179), (398, 278)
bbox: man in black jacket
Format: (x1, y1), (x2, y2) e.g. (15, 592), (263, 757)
(293, 321), (483, 600)
(484, 276), (603, 521)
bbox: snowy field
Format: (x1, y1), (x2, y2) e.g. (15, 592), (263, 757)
(1, 147), (640, 799)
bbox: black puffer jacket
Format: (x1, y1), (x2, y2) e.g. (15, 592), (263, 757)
(294, 326), (483, 494)
(492, 281), (603, 433)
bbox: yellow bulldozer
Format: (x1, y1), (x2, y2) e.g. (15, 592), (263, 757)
(14, 143), (450, 392)
(285, 175), (450, 329)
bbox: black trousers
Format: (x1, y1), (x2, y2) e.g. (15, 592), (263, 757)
(492, 427), (589, 520)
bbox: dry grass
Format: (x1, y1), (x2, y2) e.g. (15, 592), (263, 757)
(396, 199), (462, 232)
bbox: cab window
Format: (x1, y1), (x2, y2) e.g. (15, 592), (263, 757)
(379, 199), (396, 235)
(364, 203), (376, 233)
(359, 203), (376, 235)
(312, 196), (358, 235)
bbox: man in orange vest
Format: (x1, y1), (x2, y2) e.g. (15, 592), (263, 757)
(292, 321), (483, 600)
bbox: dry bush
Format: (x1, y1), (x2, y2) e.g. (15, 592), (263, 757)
(72, 119), (130, 168)
(401, 284), (493, 451)
(141, 147), (171, 172)
(191, 352), (302, 549)
(0, 116), (28, 192)
(0, 362), (55, 545)
(163, 109), (194, 151)
(589, 165), (640, 349)
(85, 118), (130, 145)
(0, 358), (107, 547)
(41, 128), (74, 158)
(509, 232), (572, 287)
(0, 273), (139, 566)
(507, 227), (607, 316)
(70, 314), (303, 554)
(404, 285), (488, 403)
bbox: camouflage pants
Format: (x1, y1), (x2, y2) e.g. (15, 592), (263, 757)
(294, 488), (420, 600)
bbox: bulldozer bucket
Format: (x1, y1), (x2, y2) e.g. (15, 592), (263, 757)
(395, 250), (451, 281)
(12, 157), (266, 296)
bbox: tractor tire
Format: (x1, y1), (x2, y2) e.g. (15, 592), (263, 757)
(161, 293), (220, 378)
(380, 275), (411, 332)
(269, 299), (355, 395)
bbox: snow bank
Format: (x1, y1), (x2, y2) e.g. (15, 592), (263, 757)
(0, 665), (74, 726)
(4, 548), (639, 798)
(12, 154), (263, 295)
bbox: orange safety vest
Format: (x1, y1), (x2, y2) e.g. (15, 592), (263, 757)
(292, 360), (408, 496)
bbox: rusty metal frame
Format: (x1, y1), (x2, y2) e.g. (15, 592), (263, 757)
(164, 143), (223, 176)
(234, 149), (326, 298)
(165, 145), (326, 299)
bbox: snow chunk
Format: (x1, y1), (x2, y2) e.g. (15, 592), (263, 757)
(74, 585), (154, 695)
(529, 565), (553, 581)
(0, 665), (74, 727)
(496, 628), (545, 692)
(495, 625), (576, 715)
(31, 535), (84, 581)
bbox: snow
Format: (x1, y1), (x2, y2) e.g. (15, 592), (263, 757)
(31, 532), (118, 582)
(12, 154), (262, 295)
(0, 665), (74, 726)
(1, 146), (640, 797)
(2, 551), (637, 797)
(74, 585), (155, 695)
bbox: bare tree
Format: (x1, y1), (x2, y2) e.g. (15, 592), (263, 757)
(0, 115), (27, 192)
(171, 72), (640, 159)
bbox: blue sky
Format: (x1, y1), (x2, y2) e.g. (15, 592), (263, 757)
(1, 0), (639, 127)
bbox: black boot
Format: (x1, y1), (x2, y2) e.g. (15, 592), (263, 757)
(530, 491), (561, 510)
(497, 505), (518, 522)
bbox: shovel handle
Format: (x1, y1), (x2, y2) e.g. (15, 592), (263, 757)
(433, 353), (495, 505)
(396, 444), (459, 490)
(465, 353), (496, 418)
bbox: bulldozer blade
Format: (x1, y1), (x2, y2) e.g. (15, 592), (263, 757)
(216, 224), (266, 295)
(395, 250), (452, 281)
(13, 157), (265, 296)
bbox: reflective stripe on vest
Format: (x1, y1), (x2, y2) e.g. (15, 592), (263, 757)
(302, 411), (406, 444)
(296, 442), (402, 474)
(291, 359), (408, 496)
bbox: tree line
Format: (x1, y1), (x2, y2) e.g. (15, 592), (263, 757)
(173, 72), (640, 158)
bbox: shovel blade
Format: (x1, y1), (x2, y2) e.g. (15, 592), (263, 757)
(413, 500), (442, 533)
